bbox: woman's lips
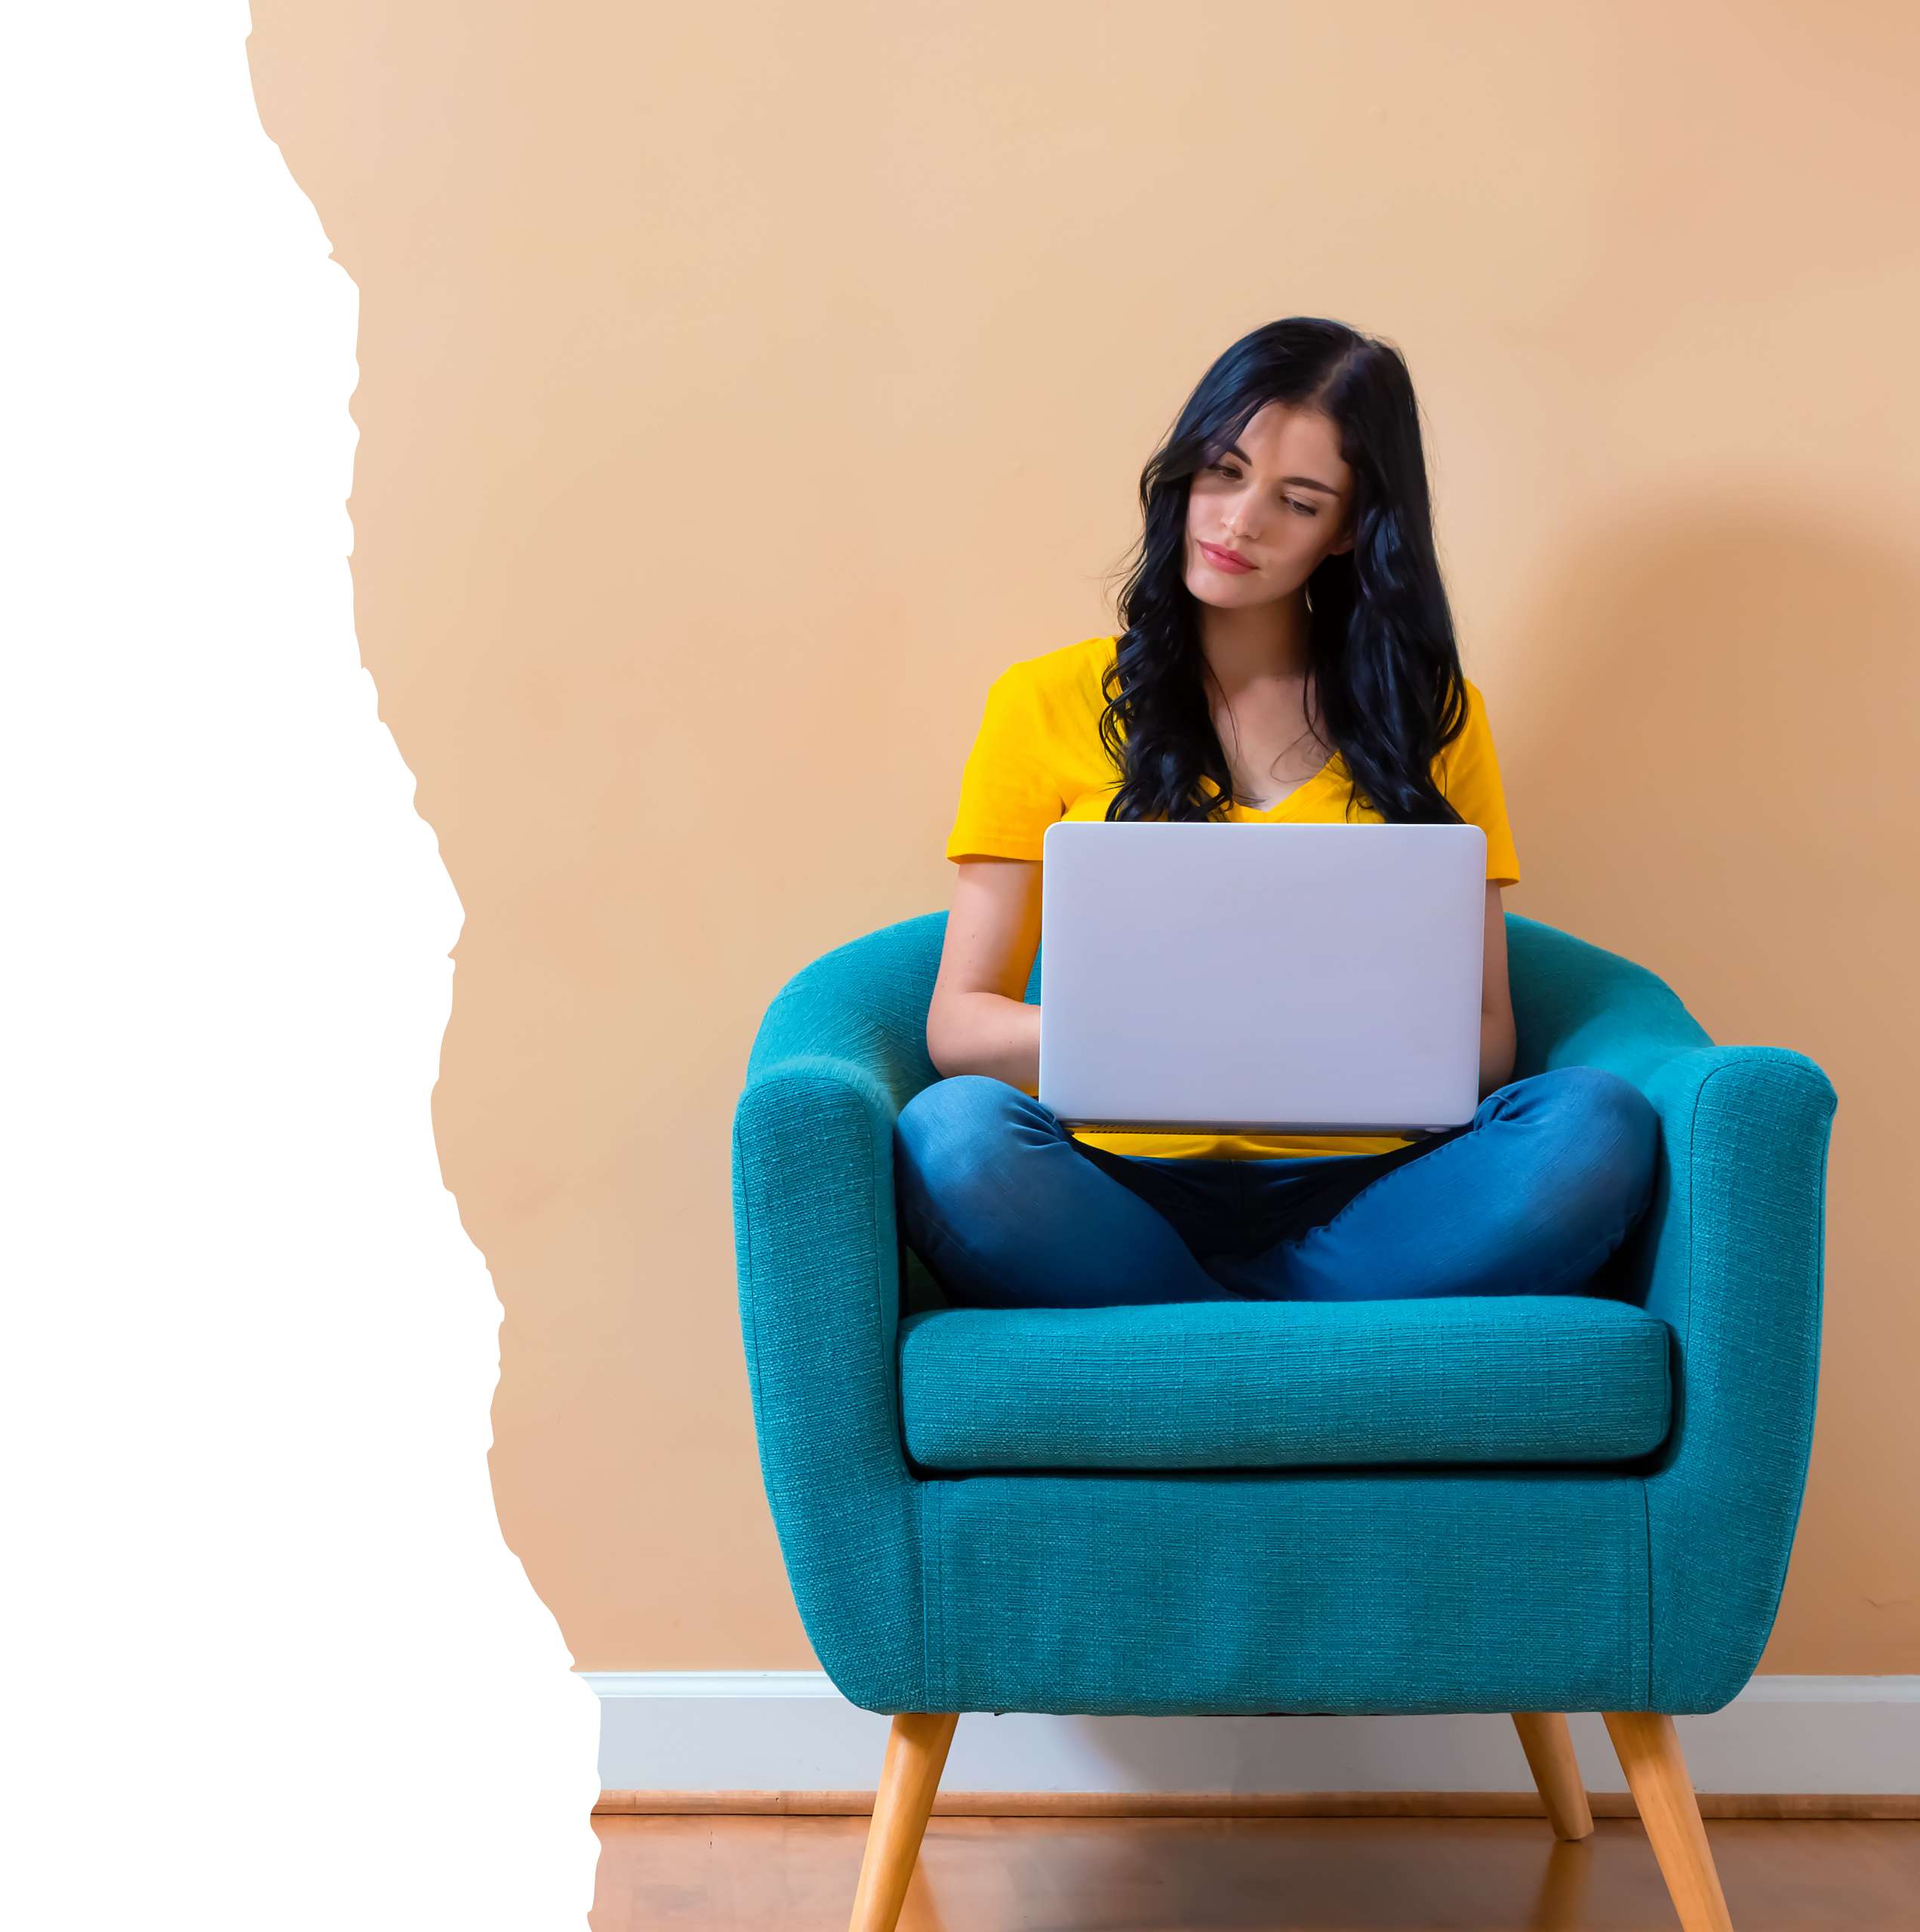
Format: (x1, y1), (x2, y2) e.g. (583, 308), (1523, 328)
(1199, 541), (1256, 574)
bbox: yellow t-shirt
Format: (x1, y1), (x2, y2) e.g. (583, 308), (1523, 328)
(943, 632), (1522, 1163)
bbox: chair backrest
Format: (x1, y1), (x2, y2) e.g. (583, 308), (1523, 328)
(745, 907), (1715, 1118)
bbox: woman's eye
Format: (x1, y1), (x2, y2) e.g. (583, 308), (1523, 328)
(1208, 466), (1318, 517)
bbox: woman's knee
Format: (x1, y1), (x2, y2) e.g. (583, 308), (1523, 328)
(894, 1074), (1043, 1188)
(1533, 1065), (1660, 1209)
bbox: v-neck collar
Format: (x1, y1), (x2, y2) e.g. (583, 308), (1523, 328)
(1202, 752), (1343, 821)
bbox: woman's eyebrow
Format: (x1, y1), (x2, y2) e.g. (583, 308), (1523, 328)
(1217, 441), (1341, 494)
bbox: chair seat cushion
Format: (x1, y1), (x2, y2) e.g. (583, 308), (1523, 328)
(897, 1295), (1672, 1472)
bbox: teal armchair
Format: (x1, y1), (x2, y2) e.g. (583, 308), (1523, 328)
(731, 910), (1837, 1932)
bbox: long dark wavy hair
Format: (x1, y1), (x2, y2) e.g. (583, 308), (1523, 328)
(1098, 318), (1470, 828)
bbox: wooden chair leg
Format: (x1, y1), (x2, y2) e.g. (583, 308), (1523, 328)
(848, 1712), (959, 1932)
(1510, 1711), (1595, 1840)
(1602, 1710), (1734, 1931)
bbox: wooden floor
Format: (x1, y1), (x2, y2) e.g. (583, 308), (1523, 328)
(591, 1811), (1920, 1930)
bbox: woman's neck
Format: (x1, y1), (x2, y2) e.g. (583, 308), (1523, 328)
(1198, 594), (1312, 696)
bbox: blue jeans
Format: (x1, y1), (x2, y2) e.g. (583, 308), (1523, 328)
(893, 1066), (1660, 1308)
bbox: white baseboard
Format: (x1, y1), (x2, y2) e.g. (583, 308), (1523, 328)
(583, 1672), (1920, 1797)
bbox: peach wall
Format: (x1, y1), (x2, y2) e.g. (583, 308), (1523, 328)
(248, 1), (1919, 1672)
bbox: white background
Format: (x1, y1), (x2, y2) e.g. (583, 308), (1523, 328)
(2, 4), (602, 1924)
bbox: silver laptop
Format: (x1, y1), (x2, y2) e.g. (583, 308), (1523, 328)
(1037, 820), (1488, 1137)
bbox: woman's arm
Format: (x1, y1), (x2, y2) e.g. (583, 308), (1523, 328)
(1479, 881), (1518, 1097)
(925, 857), (1044, 1094)
(929, 866), (1516, 1107)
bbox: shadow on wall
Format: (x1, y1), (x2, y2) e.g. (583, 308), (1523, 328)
(1495, 505), (1917, 1664)
(1499, 506), (1918, 1060)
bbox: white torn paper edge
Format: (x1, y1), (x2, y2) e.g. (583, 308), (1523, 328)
(0, 5), (603, 1924)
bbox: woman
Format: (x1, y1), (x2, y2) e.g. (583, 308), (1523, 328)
(897, 316), (1658, 1309)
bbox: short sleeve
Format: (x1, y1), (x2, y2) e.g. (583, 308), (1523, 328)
(944, 666), (1065, 863)
(1437, 678), (1521, 887)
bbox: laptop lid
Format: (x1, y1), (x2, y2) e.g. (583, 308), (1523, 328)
(1037, 820), (1488, 1136)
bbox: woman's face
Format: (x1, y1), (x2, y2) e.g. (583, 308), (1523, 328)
(1184, 401), (1355, 608)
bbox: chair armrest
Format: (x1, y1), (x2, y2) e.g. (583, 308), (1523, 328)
(1626, 1044), (1839, 1712)
(732, 1046), (927, 1713)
